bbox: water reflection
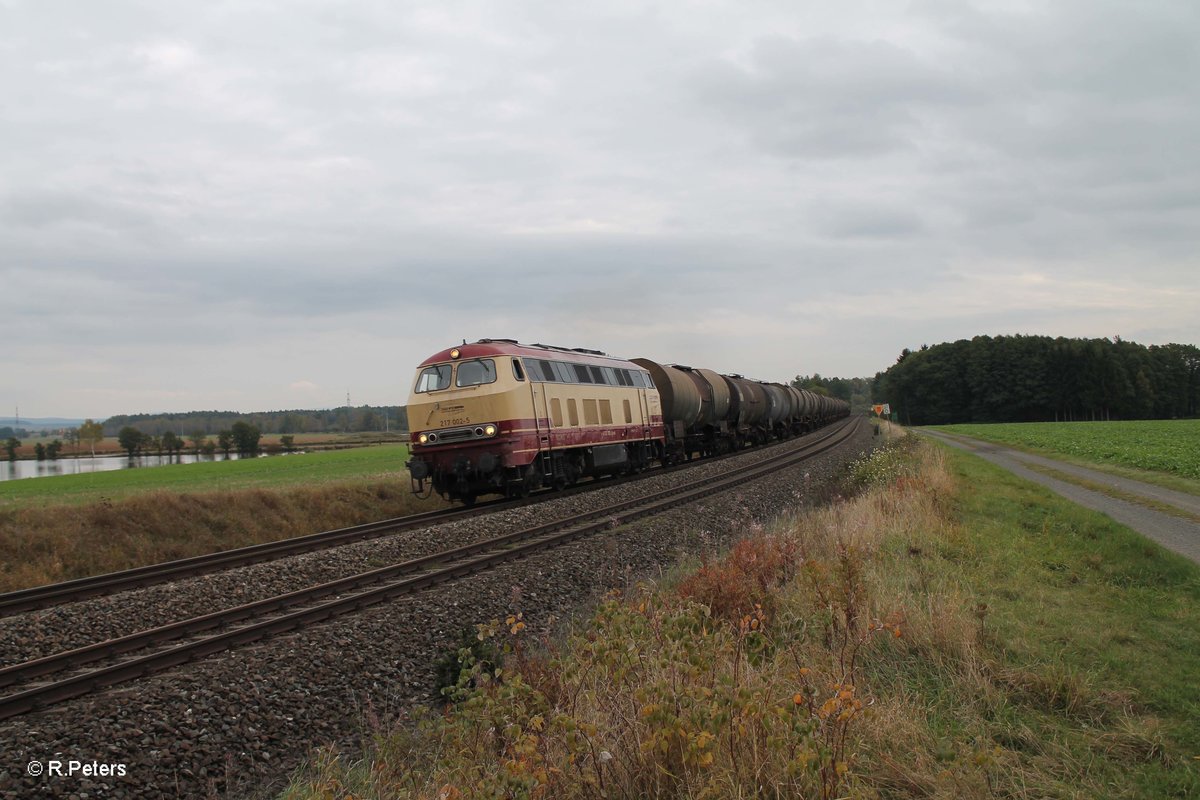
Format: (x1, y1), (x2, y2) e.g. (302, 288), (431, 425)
(0, 452), (252, 482)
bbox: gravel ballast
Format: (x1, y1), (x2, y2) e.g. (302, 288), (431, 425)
(0, 422), (874, 799)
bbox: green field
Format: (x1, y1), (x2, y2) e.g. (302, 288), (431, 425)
(933, 420), (1200, 485)
(0, 444), (411, 508)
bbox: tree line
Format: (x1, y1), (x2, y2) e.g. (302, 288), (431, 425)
(101, 405), (408, 436)
(115, 420), (268, 458)
(873, 335), (1200, 425)
(790, 375), (873, 412)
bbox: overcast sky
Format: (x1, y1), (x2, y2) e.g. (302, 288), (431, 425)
(3, 0), (1197, 419)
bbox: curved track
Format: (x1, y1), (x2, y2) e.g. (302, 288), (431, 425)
(0, 422), (848, 617)
(0, 418), (859, 721)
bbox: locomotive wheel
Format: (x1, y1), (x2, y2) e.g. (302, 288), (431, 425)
(460, 492), (477, 507)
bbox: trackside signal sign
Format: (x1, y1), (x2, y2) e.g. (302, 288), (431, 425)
(872, 404), (891, 416)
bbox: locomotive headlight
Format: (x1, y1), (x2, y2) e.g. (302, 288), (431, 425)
(418, 433), (429, 444)
(484, 424), (497, 436)
(450, 348), (461, 359)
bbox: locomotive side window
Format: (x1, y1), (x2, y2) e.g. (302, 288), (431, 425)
(590, 366), (606, 384)
(524, 360), (543, 381)
(551, 361), (574, 383)
(415, 364), (452, 393)
(512, 359), (526, 381)
(573, 364), (593, 383)
(456, 359), (497, 387)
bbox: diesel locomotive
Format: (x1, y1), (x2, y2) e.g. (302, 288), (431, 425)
(405, 339), (849, 505)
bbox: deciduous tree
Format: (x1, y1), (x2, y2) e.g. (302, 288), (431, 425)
(118, 426), (146, 458)
(231, 421), (261, 456)
(78, 419), (103, 458)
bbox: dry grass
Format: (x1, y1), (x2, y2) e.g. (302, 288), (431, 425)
(0, 482), (445, 592)
(279, 432), (1200, 799)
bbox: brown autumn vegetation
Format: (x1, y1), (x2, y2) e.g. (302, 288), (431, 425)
(0, 482), (444, 592)
(281, 431), (1197, 799)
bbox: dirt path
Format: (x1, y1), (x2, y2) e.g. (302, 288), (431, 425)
(920, 430), (1200, 566)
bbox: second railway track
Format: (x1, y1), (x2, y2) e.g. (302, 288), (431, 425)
(2, 424), (838, 618)
(0, 417), (860, 722)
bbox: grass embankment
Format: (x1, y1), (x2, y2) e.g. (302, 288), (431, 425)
(281, 433), (1200, 799)
(0, 445), (448, 593)
(934, 419), (1200, 495)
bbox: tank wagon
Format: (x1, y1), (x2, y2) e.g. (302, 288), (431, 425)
(406, 339), (849, 504)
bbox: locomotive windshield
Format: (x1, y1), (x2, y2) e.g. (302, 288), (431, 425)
(415, 364), (452, 393)
(456, 358), (497, 387)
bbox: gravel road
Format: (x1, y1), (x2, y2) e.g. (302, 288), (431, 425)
(0, 422), (873, 799)
(921, 430), (1200, 565)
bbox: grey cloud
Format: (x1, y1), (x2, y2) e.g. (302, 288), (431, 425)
(692, 35), (971, 159)
(1, 1), (1197, 416)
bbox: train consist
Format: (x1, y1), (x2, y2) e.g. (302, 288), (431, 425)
(405, 339), (849, 505)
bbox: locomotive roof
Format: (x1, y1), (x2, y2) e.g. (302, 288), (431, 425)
(417, 339), (648, 370)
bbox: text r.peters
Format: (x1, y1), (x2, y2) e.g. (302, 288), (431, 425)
(46, 760), (128, 777)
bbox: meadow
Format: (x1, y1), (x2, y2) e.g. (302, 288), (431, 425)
(0, 443), (449, 592)
(934, 419), (1200, 485)
(0, 443), (412, 508)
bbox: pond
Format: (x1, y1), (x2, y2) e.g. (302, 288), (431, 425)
(0, 452), (255, 481)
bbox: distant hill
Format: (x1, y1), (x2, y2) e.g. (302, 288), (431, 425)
(101, 405), (408, 436)
(0, 417), (85, 429)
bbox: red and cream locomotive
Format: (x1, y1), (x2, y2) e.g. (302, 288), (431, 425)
(405, 339), (849, 504)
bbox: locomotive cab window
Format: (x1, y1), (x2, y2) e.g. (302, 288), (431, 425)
(512, 358), (526, 381)
(415, 364), (452, 393)
(456, 359), (497, 387)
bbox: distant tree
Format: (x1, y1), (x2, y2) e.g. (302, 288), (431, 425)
(0, 427), (13, 439)
(78, 419), (104, 457)
(46, 440), (63, 459)
(230, 421), (261, 456)
(161, 431), (183, 457)
(34, 443), (46, 460)
(4, 437), (19, 461)
(201, 439), (216, 457)
(189, 430), (207, 455)
(358, 409), (380, 431)
(63, 428), (80, 455)
(217, 430), (233, 458)
(117, 426), (146, 458)
(280, 434), (295, 453)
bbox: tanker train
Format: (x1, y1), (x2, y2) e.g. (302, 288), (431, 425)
(405, 339), (849, 505)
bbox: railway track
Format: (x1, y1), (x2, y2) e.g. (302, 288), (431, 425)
(0, 417), (859, 722)
(0, 423), (844, 618)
